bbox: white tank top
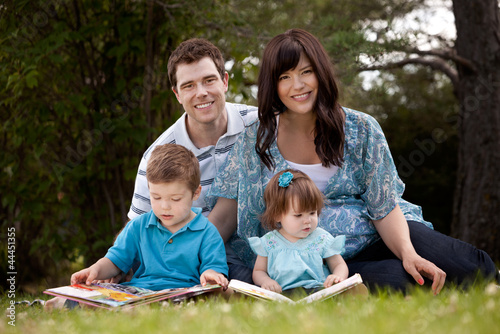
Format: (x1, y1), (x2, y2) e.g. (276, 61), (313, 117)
(285, 160), (338, 192)
(276, 115), (339, 192)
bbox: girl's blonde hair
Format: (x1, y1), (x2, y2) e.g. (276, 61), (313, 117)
(261, 169), (324, 230)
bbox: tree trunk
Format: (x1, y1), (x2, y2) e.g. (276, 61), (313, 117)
(451, 0), (500, 261)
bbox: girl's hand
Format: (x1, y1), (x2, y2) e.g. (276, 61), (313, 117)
(200, 269), (229, 290)
(261, 279), (282, 293)
(324, 274), (344, 288)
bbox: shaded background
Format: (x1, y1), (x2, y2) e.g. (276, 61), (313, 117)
(1, 0), (498, 293)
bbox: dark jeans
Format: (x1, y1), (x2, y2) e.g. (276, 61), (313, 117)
(347, 221), (498, 292)
(228, 261), (254, 284)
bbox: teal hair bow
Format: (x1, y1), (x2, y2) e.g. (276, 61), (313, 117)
(278, 171), (294, 188)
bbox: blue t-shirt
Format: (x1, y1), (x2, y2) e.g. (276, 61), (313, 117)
(206, 107), (433, 267)
(249, 228), (345, 290)
(105, 208), (228, 290)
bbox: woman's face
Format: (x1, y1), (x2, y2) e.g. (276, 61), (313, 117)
(277, 53), (318, 115)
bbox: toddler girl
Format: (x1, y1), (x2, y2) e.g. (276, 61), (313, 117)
(249, 169), (348, 293)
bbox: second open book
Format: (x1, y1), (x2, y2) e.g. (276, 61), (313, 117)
(229, 273), (363, 303)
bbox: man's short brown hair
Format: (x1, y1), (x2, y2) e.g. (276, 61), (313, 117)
(146, 144), (200, 193)
(167, 38), (226, 90)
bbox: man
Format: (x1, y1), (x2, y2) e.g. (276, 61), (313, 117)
(128, 38), (257, 283)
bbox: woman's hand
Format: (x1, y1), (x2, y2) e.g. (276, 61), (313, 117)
(402, 253), (446, 295)
(374, 204), (446, 295)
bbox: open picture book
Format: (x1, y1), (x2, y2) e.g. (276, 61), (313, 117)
(44, 282), (221, 310)
(229, 273), (363, 303)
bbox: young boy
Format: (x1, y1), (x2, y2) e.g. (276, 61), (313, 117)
(71, 143), (228, 291)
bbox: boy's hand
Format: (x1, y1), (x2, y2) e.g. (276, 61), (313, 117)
(71, 268), (99, 286)
(200, 269), (229, 290)
(324, 274), (344, 288)
(261, 279), (282, 293)
(97, 269), (134, 284)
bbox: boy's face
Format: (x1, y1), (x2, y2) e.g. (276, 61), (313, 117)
(149, 181), (201, 233)
(173, 57), (229, 128)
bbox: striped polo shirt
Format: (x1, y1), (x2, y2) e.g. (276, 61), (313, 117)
(128, 102), (258, 220)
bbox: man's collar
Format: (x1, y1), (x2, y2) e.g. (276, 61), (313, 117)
(172, 113), (198, 151)
(173, 103), (245, 152)
(225, 103), (246, 136)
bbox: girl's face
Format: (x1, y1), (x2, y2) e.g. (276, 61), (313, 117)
(278, 199), (318, 243)
(277, 53), (318, 115)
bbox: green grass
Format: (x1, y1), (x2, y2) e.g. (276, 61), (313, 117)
(3, 284), (499, 334)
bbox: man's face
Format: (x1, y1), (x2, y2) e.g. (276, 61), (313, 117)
(173, 57), (229, 127)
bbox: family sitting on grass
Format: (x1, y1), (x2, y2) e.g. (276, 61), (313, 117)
(46, 29), (498, 310)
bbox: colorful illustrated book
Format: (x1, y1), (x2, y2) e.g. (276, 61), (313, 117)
(44, 282), (221, 310)
(229, 273), (363, 303)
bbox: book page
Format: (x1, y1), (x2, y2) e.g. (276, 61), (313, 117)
(228, 280), (294, 303)
(299, 273), (363, 303)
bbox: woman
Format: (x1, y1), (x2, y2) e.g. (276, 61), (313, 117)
(207, 29), (497, 293)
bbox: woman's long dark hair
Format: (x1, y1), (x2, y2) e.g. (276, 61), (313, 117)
(256, 29), (345, 170)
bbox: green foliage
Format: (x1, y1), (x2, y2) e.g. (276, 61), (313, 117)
(0, 0), (243, 290)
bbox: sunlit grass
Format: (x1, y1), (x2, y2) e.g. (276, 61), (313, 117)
(3, 283), (499, 334)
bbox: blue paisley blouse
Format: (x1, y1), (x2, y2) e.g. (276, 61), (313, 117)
(206, 107), (432, 267)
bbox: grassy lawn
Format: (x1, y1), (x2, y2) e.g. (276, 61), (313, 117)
(3, 284), (499, 334)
